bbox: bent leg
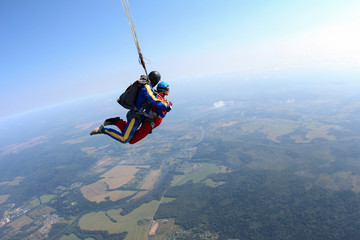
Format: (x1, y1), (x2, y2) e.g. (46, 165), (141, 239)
(129, 122), (152, 144)
(103, 117), (139, 143)
(129, 118), (163, 144)
(115, 119), (127, 132)
(153, 117), (163, 129)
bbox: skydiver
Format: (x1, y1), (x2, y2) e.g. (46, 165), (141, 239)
(110, 80), (172, 144)
(89, 71), (172, 143)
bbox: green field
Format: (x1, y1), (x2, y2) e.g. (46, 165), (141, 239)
(31, 197), (41, 207)
(59, 233), (95, 240)
(161, 197), (176, 204)
(40, 194), (56, 204)
(170, 175), (184, 186)
(78, 200), (160, 240)
(30, 195), (56, 207)
(203, 179), (226, 187)
(59, 233), (81, 240)
(173, 163), (225, 186)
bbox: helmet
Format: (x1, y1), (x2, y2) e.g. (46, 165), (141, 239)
(157, 81), (169, 92)
(148, 71), (161, 86)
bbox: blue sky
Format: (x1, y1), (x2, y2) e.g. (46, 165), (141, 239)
(1, 0), (360, 119)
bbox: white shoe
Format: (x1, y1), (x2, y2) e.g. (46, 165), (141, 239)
(90, 125), (104, 136)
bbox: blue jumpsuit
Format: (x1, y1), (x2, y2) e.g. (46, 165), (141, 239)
(102, 84), (169, 143)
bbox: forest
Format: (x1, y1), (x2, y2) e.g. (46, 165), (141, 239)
(155, 169), (360, 240)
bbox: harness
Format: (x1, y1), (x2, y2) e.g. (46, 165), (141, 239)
(127, 99), (159, 131)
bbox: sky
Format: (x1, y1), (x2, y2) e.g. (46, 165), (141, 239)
(1, 0), (360, 119)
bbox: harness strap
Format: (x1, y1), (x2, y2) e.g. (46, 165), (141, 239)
(137, 100), (151, 115)
(143, 116), (155, 133)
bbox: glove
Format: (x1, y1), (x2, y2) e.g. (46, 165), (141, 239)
(167, 105), (172, 112)
(140, 75), (148, 80)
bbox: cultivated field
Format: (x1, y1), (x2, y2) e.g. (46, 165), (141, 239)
(240, 117), (339, 144)
(0, 194), (9, 204)
(28, 206), (56, 218)
(81, 181), (136, 203)
(80, 165), (150, 203)
(292, 123), (337, 143)
(91, 156), (120, 173)
(9, 215), (33, 230)
(101, 165), (149, 189)
(128, 191), (148, 201)
(0, 176), (25, 186)
(148, 218), (177, 240)
(139, 169), (161, 190)
(78, 200), (159, 240)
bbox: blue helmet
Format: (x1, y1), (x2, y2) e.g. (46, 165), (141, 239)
(157, 81), (169, 92)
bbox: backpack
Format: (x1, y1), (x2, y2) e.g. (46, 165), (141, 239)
(117, 77), (149, 110)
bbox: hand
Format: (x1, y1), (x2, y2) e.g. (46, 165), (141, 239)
(140, 75), (148, 80)
(167, 105), (172, 112)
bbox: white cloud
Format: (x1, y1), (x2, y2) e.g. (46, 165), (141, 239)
(287, 99), (295, 103)
(213, 101), (225, 108)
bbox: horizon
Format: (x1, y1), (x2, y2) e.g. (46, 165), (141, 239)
(1, 63), (359, 122)
(1, 0), (360, 119)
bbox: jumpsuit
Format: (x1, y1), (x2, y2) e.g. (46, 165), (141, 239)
(101, 84), (169, 143)
(115, 93), (171, 144)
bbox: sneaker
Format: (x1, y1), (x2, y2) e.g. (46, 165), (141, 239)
(104, 117), (121, 126)
(90, 125), (104, 135)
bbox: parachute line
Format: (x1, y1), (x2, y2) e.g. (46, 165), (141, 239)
(121, 0), (148, 75)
